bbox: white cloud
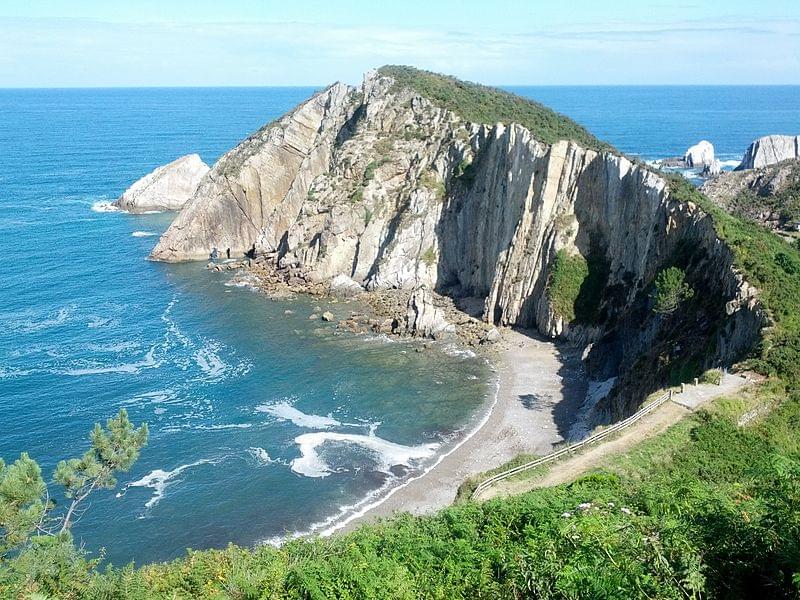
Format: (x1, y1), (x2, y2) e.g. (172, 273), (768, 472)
(0, 15), (798, 86)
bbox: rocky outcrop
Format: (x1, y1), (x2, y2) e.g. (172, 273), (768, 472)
(701, 159), (721, 178)
(405, 286), (455, 338)
(737, 135), (800, 170)
(147, 68), (766, 424)
(150, 84), (353, 261)
(114, 154), (209, 213)
(684, 140), (715, 168)
(701, 158), (800, 230)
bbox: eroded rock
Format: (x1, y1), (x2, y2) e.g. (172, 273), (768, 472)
(114, 154), (209, 213)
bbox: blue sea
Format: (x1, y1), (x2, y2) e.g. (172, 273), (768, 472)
(1, 85), (799, 566)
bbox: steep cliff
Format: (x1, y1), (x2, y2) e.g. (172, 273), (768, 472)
(149, 66), (766, 425)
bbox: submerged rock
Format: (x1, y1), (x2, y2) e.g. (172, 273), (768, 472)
(737, 134), (800, 170)
(114, 154), (209, 213)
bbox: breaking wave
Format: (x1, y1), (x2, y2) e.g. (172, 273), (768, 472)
(290, 431), (439, 479)
(118, 458), (218, 510)
(256, 401), (342, 429)
(90, 200), (121, 213)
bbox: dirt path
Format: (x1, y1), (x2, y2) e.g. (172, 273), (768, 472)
(476, 373), (750, 501)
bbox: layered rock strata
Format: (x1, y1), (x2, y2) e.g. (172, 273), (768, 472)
(148, 69), (766, 425)
(737, 135), (800, 170)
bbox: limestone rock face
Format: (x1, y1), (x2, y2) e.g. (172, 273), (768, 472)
(737, 135), (800, 170)
(150, 83), (354, 261)
(684, 140), (715, 168)
(114, 154), (209, 213)
(148, 69), (766, 421)
(405, 286), (454, 338)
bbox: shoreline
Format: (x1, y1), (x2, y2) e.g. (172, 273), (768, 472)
(329, 327), (588, 533)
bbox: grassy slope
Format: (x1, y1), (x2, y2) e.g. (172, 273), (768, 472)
(12, 385), (795, 599)
(378, 65), (613, 152)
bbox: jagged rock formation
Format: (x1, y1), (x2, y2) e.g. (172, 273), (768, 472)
(114, 154), (209, 213)
(701, 158), (800, 231)
(737, 135), (800, 170)
(148, 67), (766, 424)
(684, 140), (715, 168)
(701, 159), (721, 178)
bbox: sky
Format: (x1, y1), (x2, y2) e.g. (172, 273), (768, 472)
(0, 0), (798, 87)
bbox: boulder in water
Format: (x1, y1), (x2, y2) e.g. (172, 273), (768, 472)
(684, 140), (715, 168)
(114, 154), (210, 213)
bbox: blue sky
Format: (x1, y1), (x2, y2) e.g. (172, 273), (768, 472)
(0, 0), (798, 87)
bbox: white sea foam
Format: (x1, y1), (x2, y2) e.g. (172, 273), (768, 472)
(64, 346), (159, 376)
(442, 344), (476, 359)
(91, 200), (121, 213)
(0, 366), (33, 379)
(248, 447), (277, 466)
(194, 343), (227, 380)
(262, 368), (499, 542)
(718, 159), (741, 168)
(87, 315), (117, 329)
(194, 423), (253, 431)
(290, 431), (439, 479)
(256, 402), (342, 429)
(118, 458), (216, 509)
(224, 273), (260, 290)
(10, 306), (73, 333)
(131, 230), (157, 237)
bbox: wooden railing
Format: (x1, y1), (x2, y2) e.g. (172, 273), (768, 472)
(471, 390), (672, 500)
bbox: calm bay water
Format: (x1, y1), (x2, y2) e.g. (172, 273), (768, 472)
(1, 85), (799, 566)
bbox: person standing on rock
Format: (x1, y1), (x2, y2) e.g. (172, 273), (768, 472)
(210, 247), (218, 262)
(226, 248), (231, 259)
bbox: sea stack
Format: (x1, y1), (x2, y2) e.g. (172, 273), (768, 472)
(114, 154), (210, 213)
(736, 134), (800, 170)
(683, 140), (715, 168)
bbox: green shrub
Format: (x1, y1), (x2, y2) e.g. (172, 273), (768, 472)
(420, 246), (437, 267)
(379, 65), (613, 152)
(419, 170), (446, 201)
(548, 250), (589, 322)
(699, 369), (722, 385)
(651, 266), (695, 314)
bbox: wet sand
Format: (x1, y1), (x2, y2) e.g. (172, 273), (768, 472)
(336, 328), (587, 532)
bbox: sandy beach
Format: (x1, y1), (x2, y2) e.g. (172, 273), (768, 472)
(338, 328), (587, 532)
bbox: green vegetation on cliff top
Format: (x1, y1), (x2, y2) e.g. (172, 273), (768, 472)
(378, 65), (613, 152)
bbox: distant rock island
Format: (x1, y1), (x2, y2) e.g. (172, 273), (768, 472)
(114, 153), (209, 213)
(136, 66), (766, 424)
(737, 134), (800, 170)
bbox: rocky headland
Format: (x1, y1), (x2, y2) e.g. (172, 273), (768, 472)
(143, 66), (767, 427)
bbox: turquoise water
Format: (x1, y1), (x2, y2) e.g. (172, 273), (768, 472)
(1, 86), (799, 566)
(0, 88), (490, 566)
